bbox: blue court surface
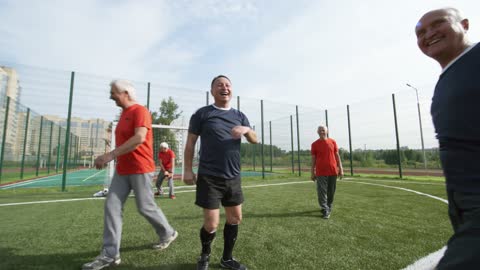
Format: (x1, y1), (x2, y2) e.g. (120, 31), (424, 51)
(0, 169), (270, 190)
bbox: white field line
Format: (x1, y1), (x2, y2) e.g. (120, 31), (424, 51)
(0, 175), (63, 189)
(401, 247), (446, 270)
(343, 179), (448, 270)
(344, 179), (448, 204)
(0, 178), (448, 269)
(1, 176), (63, 189)
(82, 170), (105, 182)
(0, 181), (309, 207)
(342, 178), (444, 186)
(1, 170), (106, 189)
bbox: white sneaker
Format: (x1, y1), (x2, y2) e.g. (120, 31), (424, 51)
(153, 230), (178, 250)
(82, 251), (120, 270)
(93, 188), (108, 197)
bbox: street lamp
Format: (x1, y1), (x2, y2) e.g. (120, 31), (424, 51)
(406, 83), (427, 170)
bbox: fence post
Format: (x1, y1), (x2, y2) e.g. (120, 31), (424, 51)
(325, 109), (329, 137)
(261, 100), (265, 179)
(62, 71), (75, 191)
(392, 94), (403, 179)
(56, 126), (61, 173)
(20, 108), (31, 179)
(74, 135), (79, 168)
(347, 105), (354, 176)
(290, 115), (295, 174)
(296, 105), (301, 176)
(0, 96), (11, 182)
(36, 116), (44, 176)
(269, 121), (273, 172)
(95, 119), (100, 148)
(206, 91), (209, 106)
(237, 96), (240, 111)
(147, 82), (151, 110)
(47, 121), (53, 174)
(253, 125), (256, 171)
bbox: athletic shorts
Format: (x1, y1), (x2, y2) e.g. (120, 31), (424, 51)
(195, 174), (244, 209)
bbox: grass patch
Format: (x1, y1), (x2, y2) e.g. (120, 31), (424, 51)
(0, 176), (451, 269)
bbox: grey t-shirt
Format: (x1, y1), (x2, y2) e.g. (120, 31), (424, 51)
(188, 105), (251, 179)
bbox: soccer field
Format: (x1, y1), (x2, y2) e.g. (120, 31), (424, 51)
(0, 176), (450, 270)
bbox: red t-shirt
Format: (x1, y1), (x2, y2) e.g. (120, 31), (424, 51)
(115, 104), (155, 175)
(311, 138), (339, 176)
(158, 149), (176, 171)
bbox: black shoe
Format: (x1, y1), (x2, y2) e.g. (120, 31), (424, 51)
(220, 258), (247, 270)
(197, 254), (209, 270)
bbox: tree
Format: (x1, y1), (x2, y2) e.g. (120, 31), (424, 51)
(151, 97), (182, 125)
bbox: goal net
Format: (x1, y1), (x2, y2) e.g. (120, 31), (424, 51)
(106, 120), (199, 183)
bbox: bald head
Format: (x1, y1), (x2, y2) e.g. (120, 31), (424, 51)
(415, 7), (471, 68)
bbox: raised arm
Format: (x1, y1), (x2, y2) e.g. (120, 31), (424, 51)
(231, 126), (258, 144)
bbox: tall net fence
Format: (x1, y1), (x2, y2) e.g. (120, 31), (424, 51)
(0, 63), (443, 190)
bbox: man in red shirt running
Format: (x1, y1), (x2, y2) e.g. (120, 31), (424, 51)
(311, 125), (343, 219)
(155, 142), (176, 199)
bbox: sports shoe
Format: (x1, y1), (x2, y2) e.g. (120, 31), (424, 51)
(197, 254), (210, 270)
(93, 188), (108, 197)
(170, 195), (176, 199)
(154, 191), (160, 196)
(322, 212), (331, 219)
(220, 258), (247, 270)
(82, 251), (120, 270)
(153, 230), (178, 250)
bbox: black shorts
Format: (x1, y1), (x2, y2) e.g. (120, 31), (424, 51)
(195, 174), (244, 209)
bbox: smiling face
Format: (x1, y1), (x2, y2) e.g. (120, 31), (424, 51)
(211, 76), (232, 108)
(415, 8), (470, 68)
(317, 126), (328, 140)
(109, 85), (129, 108)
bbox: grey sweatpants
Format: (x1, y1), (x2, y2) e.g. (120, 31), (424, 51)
(156, 171), (175, 196)
(103, 172), (175, 257)
(315, 175), (337, 214)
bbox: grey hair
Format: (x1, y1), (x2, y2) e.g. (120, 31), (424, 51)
(110, 79), (137, 102)
(318, 125), (328, 131)
(160, 142), (169, 149)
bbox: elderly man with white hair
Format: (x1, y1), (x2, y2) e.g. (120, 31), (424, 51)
(310, 125), (343, 219)
(82, 80), (178, 270)
(155, 141), (177, 199)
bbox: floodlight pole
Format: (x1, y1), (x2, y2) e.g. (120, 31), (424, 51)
(406, 83), (427, 170)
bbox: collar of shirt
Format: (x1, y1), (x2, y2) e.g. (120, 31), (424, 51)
(441, 42), (478, 75)
(211, 104), (231, 111)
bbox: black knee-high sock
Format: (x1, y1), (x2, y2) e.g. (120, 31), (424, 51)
(223, 223), (238, 260)
(200, 227), (216, 255)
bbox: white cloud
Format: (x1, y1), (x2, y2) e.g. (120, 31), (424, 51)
(226, 0), (480, 109)
(1, 0), (480, 148)
(0, 0), (184, 80)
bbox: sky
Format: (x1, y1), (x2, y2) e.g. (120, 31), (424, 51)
(2, 0), (479, 107)
(1, 0), (479, 149)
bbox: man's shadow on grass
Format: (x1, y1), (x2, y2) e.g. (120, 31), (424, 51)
(0, 246), (196, 270)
